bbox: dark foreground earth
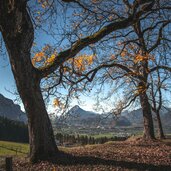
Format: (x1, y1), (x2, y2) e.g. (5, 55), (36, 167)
(10, 139), (171, 170)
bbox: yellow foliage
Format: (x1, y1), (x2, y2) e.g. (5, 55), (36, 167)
(72, 54), (94, 72)
(63, 67), (71, 73)
(53, 98), (60, 107)
(108, 15), (113, 21)
(32, 52), (45, 65)
(121, 51), (126, 58)
(32, 46), (57, 67)
(110, 54), (115, 60)
(38, 0), (49, 9)
(43, 45), (50, 51)
(134, 54), (148, 63)
(35, 52), (45, 57)
(45, 54), (56, 64)
(41, 4), (45, 8)
(134, 85), (147, 95)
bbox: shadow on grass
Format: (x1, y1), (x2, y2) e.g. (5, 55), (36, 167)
(47, 151), (171, 171)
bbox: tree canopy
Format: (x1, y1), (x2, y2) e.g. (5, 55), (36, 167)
(0, 0), (171, 162)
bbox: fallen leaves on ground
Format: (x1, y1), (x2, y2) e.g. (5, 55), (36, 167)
(11, 139), (171, 171)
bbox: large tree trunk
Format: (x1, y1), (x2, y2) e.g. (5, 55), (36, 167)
(156, 111), (165, 139)
(139, 92), (155, 140)
(20, 82), (58, 162)
(0, 0), (58, 163)
(14, 67), (58, 162)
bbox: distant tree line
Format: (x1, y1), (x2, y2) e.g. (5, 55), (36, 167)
(0, 116), (29, 143)
(55, 133), (127, 145)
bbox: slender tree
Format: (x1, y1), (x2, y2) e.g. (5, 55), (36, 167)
(150, 70), (165, 139)
(149, 65), (171, 139)
(64, 1), (171, 140)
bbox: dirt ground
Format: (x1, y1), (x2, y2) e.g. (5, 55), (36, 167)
(10, 139), (171, 171)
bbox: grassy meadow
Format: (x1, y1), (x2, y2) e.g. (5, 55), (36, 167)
(0, 141), (29, 156)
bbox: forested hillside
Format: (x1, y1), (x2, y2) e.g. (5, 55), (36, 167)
(0, 116), (28, 143)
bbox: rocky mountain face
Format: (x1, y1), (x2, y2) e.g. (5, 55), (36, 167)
(0, 94), (27, 122)
(161, 111), (171, 126)
(58, 105), (171, 127)
(67, 105), (98, 119)
(122, 107), (171, 127)
(1, 93), (170, 128)
(59, 105), (100, 126)
(59, 105), (131, 127)
(122, 109), (143, 126)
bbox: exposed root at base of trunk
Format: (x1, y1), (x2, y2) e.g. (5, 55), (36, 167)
(30, 149), (60, 164)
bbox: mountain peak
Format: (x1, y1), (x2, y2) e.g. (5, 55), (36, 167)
(72, 105), (80, 110)
(66, 105), (98, 119)
(0, 93), (4, 97)
(0, 94), (27, 122)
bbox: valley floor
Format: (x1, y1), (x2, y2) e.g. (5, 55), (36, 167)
(6, 138), (171, 171)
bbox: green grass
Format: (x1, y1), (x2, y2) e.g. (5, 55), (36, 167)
(0, 141), (29, 156)
(73, 133), (114, 138)
(90, 133), (114, 138)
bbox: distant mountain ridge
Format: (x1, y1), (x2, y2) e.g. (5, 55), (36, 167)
(123, 107), (171, 126)
(67, 105), (99, 119)
(59, 105), (131, 127)
(0, 94), (27, 122)
(1, 93), (170, 127)
(59, 105), (171, 127)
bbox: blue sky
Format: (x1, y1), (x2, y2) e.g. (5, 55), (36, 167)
(0, 5), (102, 113)
(0, 1), (170, 115)
(0, 44), (96, 113)
(1, 49), (170, 114)
(0, 57), (97, 113)
(0, 55), (16, 100)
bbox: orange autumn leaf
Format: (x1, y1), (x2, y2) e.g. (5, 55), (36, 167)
(32, 52), (45, 65)
(53, 98), (60, 107)
(71, 54), (95, 72)
(45, 54), (56, 64)
(134, 54), (149, 63)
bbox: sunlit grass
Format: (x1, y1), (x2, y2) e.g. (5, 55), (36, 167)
(0, 141), (29, 156)
(91, 133), (113, 138)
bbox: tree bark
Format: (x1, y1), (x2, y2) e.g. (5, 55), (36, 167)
(0, 0), (156, 162)
(139, 91), (155, 140)
(0, 0), (58, 163)
(21, 83), (58, 162)
(156, 111), (165, 139)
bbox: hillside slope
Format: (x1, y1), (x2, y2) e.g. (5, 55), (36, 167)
(0, 94), (27, 122)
